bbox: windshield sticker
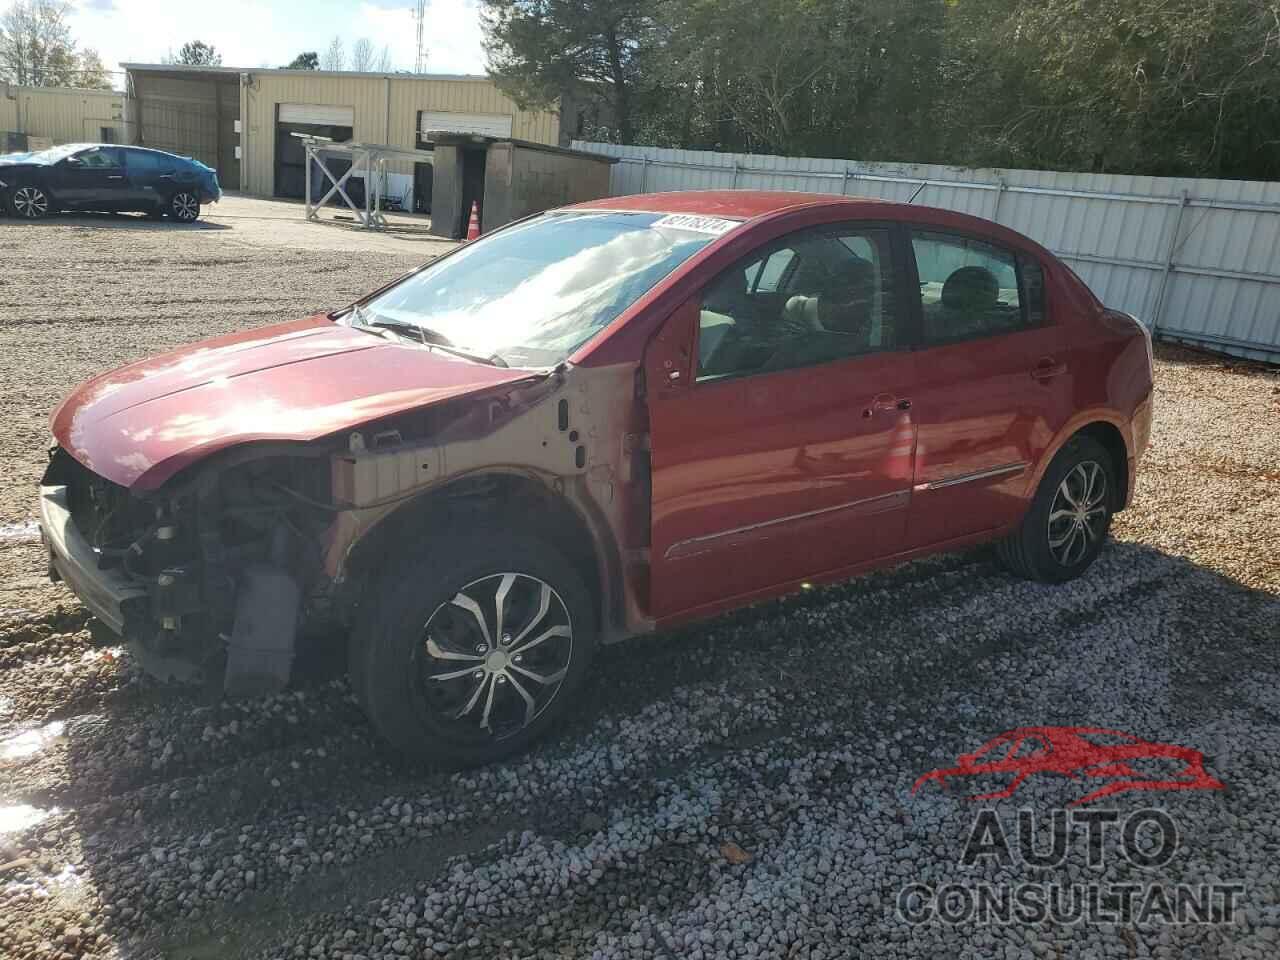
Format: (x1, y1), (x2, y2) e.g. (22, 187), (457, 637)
(651, 214), (739, 236)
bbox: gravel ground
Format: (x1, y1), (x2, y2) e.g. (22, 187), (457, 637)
(0, 201), (1278, 960)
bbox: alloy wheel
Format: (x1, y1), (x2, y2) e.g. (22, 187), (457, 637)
(419, 572), (574, 740)
(1047, 460), (1108, 566)
(13, 186), (48, 218)
(172, 192), (199, 221)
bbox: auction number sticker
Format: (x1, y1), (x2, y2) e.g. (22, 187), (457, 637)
(651, 214), (740, 236)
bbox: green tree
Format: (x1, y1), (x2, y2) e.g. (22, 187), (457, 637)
(168, 40), (222, 66)
(284, 51), (319, 70)
(76, 47), (111, 89)
(0, 0), (76, 86)
(481, 0), (659, 142)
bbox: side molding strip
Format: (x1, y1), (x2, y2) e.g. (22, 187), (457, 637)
(664, 489), (909, 560)
(913, 461), (1029, 493)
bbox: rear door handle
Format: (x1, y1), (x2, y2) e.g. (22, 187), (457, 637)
(1031, 358), (1067, 380)
(106, 175), (124, 181)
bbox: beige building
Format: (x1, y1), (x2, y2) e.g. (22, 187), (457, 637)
(122, 64), (575, 205)
(0, 83), (127, 148)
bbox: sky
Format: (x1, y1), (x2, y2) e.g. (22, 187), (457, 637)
(66, 0), (489, 85)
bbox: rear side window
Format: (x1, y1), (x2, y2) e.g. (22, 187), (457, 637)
(125, 151), (175, 173)
(911, 231), (1038, 346)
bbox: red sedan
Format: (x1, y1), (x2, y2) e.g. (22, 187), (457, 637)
(39, 191), (1154, 764)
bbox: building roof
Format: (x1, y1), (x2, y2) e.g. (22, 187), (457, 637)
(121, 62), (495, 83)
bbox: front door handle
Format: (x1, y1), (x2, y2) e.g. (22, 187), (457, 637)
(863, 394), (910, 417)
(1031, 358), (1067, 380)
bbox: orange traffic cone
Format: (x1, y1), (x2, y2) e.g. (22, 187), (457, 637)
(465, 201), (481, 240)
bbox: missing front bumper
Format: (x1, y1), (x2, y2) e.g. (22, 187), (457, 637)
(38, 484), (146, 635)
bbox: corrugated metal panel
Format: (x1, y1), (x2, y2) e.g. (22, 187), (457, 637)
(572, 141), (1280, 363)
(1, 86), (126, 144)
(245, 74), (561, 198)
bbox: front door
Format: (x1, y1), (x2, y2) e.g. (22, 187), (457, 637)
(903, 229), (1071, 547)
(54, 146), (127, 208)
(646, 223), (917, 621)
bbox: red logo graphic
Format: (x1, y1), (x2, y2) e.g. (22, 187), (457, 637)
(912, 726), (1225, 807)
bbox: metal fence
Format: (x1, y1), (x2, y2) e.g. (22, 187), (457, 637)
(571, 141), (1280, 364)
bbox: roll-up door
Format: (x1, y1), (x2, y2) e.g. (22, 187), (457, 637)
(279, 103), (355, 126)
(420, 110), (513, 140)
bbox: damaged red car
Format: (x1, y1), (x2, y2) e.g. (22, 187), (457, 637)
(39, 191), (1154, 765)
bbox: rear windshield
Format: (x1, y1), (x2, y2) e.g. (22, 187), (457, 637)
(356, 211), (733, 368)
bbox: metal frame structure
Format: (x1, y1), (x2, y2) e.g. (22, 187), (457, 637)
(301, 137), (435, 230)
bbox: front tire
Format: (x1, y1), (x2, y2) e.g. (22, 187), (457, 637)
(351, 530), (597, 767)
(997, 436), (1115, 583)
(168, 191), (200, 222)
(10, 184), (51, 219)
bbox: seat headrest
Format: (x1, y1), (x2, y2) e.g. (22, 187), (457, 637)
(941, 266), (999, 312)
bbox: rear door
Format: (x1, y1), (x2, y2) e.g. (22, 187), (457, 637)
(645, 222), (917, 620)
(122, 149), (174, 208)
(903, 229), (1070, 547)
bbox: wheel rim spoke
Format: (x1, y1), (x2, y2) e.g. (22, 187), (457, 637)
(453, 675), (489, 720)
(450, 592), (491, 646)
(510, 663), (568, 686)
(511, 583), (551, 646)
(431, 664), (484, 682)
(424, 635), (483, 663)
(493, 573), (515, 643)
(506, 672), (537, 727)
(510, 623), (570, 656)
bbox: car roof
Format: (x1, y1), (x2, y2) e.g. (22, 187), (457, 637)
(566, 190), (895, 222)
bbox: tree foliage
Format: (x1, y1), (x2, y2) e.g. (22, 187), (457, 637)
(284, 51), (319, 70)
(167, 40), (222, 66)
(0, 0), (110, 88)
(482, 0), (1280, 180)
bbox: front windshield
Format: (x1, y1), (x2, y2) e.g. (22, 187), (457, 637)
(355, 211), (731, 367)
(28, 144), (86, 163)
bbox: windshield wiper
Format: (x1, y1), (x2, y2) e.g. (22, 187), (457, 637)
(353, 311), (508, 368)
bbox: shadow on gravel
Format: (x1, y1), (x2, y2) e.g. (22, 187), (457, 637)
(25, 540), (1279, 958)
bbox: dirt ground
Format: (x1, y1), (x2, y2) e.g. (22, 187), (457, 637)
(0, 199), (1278, 960)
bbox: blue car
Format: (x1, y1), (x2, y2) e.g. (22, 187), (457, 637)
(0, 143), (221, 222)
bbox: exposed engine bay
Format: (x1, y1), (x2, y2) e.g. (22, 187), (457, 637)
(38, 361), (648, 697)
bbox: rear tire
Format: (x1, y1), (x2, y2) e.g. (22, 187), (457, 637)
(168, 191), (200, 223)
(350, 529), (597, 767)
(997, 436), (1116, 583)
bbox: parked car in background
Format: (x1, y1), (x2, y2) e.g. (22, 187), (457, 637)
(0, 144), (221, 222)
(37, 191), (1153, 766)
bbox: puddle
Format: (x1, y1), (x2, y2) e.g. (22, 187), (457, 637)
(0, 803), (55, 834)
(0, 521), (40, 545)
(0, 720), (66, 761)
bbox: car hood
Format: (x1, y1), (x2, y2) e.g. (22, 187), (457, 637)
(51, 315), (540, 491)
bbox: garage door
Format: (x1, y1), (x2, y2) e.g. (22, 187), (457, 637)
(420, 110), (513, 139)
(279, 103), (355, 126)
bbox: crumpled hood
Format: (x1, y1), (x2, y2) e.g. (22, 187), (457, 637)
(51, 315), (538, 491)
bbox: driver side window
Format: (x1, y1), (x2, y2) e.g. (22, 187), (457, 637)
(696, 225), (897, 381)
(74, 148), (122, 169)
